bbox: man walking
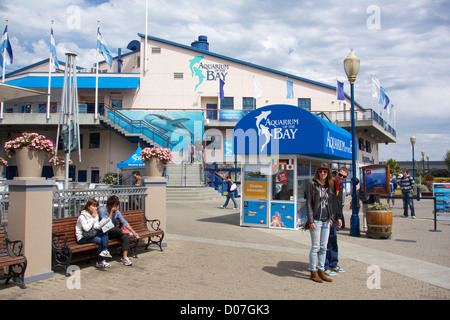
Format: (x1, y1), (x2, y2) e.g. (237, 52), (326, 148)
(398, 168), (415, 218)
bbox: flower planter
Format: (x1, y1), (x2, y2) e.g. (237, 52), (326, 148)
(366, 209), (392, 239)
(52, 165), (65, 178)
(14, 148), (46, 180)
(144, 158), (164, 178)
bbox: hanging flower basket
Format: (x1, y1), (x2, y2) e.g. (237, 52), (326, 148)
(4, 132), (55, 179)
(140, 147), (172, 178)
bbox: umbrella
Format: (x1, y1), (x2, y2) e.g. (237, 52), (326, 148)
(55, 53), (81, 189)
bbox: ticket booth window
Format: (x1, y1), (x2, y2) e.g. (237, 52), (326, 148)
(271, 159), (294, 202)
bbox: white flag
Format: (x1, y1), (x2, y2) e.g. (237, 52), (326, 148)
(254, 78), (262, 99)
(371, 76), (380, 99)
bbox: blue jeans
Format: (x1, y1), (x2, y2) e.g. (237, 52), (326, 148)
(402, 190), (415, 217)
(309, 220), (330, 271)
(78, 231), (109, 261)
(223, 191), (238, 208)
(325, 226), (339, 270)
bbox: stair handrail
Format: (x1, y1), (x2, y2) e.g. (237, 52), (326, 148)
(102, 103), (171, 148)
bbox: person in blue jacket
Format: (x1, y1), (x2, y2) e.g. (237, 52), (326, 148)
(99, 195), (139, 266)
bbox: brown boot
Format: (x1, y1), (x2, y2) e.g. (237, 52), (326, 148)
(318, 269), (333, 282)
(310, 271), (323, 283)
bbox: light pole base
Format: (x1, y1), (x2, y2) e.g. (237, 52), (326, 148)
(350, 214), (360, 237)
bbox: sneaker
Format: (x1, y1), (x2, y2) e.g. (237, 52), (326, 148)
(99, 250), (112, 258)
(412, 216), (416, 219)
(121, 257), (132, 266)
(325, 269), (337, 276)
(220, 206), (225, 209)
(332, 266), (345, 273)
(96, 260), (111, 268)
(233, 207), (238, 210)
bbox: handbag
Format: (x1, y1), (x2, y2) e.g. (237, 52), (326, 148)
(230, 182), (237, 192)
(82, 228), (99, 241)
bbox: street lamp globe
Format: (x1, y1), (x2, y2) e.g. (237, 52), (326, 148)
(344, 49), (360, 84)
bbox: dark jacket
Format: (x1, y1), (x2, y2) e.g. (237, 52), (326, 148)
(306, 179), (336, 224)
(332, 181), (345, 223)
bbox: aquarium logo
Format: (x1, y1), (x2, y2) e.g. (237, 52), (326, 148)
(189, 55), (229, 91)
(255, 110), (298, 152)
(326, 131), (352, 155)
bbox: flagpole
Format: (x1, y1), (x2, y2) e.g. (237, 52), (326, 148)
(144, 0), (148, 73)
(95, 20), (100, 120)
(46, 20), (54, 120)
(0, 20), (7, 120)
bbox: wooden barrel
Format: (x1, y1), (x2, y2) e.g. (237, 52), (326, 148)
(366, 210), (393, 239)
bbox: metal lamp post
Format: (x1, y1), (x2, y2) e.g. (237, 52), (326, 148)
(410, 135), (416, 180)
(344, 49), (360, 237)
(427, 155), (430, 173)
(421, 150), (425, 180)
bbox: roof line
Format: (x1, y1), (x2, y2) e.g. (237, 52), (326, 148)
(138, 33), (364, 109)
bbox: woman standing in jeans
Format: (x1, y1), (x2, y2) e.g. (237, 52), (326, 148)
(305, 163), (335, 283)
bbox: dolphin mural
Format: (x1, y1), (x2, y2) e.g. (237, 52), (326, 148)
(144, 113), (194, 142)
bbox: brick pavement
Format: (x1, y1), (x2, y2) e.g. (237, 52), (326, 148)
(0, 196), (449, 301)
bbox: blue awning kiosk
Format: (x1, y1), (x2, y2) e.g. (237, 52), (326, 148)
(233, 104), (353, 230)
(117, 146), (145, 169)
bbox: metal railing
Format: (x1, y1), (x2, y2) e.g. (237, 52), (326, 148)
(0, 191), (8, 223)
(103, 104), (171, 148)
(52, 186), (147, 218)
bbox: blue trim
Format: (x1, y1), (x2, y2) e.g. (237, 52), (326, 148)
(6, 76), (140, 89)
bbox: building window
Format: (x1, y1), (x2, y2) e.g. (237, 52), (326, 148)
(243, 97), (255, 110)
(298, 98), (311, 111)
(365, 140), (372, 153)
(89, 133), (100, 149)
(359, 137), (365, 151)
(220, 97), (234, 110)
(91, 170), (100, 183)
(206, 135), (222, 150)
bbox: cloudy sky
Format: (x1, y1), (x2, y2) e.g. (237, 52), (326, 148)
(1, 0), (449, 162)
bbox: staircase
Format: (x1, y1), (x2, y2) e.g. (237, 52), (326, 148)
(166, 186), (223, 202)
(99, 105), (170, 149)
(99, 115), (159, 148)
(165, 163), (205, 187)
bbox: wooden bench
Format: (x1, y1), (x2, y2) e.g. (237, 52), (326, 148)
(52, 210), (164, 274)
(0, 224), (27, 289)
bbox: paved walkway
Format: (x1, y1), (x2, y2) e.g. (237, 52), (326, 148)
(1, 195), (449, 301)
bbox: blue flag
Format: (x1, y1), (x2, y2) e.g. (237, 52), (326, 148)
(384, 94), (390, 109)
(379, 86), (385, 104)
(286, 80), (294, 99)
(219, 78), (225, 100)
(337, 80), (345, 100)
(0, 24), (13, 66)
(97, 27), (113, 67)
(50, 27), (60, 69)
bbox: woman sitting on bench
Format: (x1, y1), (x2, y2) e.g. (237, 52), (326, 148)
(75, 198), (112, 269)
